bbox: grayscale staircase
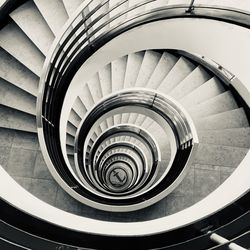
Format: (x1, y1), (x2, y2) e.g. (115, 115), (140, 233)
(0, 0), (249, 224)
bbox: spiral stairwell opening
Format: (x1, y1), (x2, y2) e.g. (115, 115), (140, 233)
(0, 0), (250, 249)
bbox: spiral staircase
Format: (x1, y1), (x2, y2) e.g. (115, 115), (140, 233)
(0, 0), (250, 249)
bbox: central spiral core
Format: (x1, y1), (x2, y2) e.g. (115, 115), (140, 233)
(61, 89), (199, 211)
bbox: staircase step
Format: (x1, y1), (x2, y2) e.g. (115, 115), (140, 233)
(10, 1), (54, 55)
(67, 154), (75, 168)
(34, 0), (68, 36)
(111, 56), (127, 125)
(66, 133), (74, 146)
(146, 51), (178, 89)
(190, 91), (238, 119)
(124, 51), (145, 89)
(88, 73), (103, 103)
(99, 121), (108, 132)
(180, 77), (225, 108)
(169, 66), (211, 100)
(134, 114), (147, 126)
(0, 49), (39, 96)
(99, 64), (112, 96)
(146, 122), (171, 161)
(67, 122), (77, 137)
(72, 97), (87, 119)
(62, 0), (82, 16)
(0, 105), (36, 133)
(111, 56), (127, 92)
(157, 56), (196, 94)
(0, 78), (36, 115)
(194, 143), (249, 167)
(135, 50), (161, 87)
(122, 51), (146, 123)
(121, 113), (130, 124)
(114, 114), (122, 125)
(79, 84), (95, 111)
(66, 144), (74, 155)
(0, 22), (44, 76)
(199, 128), (250, 148)
(68, 109), (81, 128)
(196, 108), (249, 130)
(128, 113), (139, 125)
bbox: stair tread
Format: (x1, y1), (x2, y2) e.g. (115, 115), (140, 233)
(68, 109), (81, 128)
(112, 56), (127, 92)
(0, 49), (39, 96)
(34, 0), (69, 36)
(180, 77), (225, 108)
(124, 51), (144, 89)
(198, 128), (250, 148)
(157, 56), (196, 94)
(62, 0), (82, 16)
(0, 78), (36, 115)
(0, 105), (36, 133)
(190, 91), (238, 119)
(111, 56), (127, 125)
(169, 65), (211, 100)
(66, 133), (75, 146)
(98, 64), (112, 96)
(79, 84), (95, 111)
(0, 22), (44, 76)
(88, 73), (103, 103)
(194, 143), (248, 167)
(67, 122), (77, 137)
(10, 1), (54, 55)
(72, 97), (87, 119)
(196, 108), (249, 130)
(135, 50), (162, 87)
(66, 144), (74, 155)
(146, 51), (178, 89)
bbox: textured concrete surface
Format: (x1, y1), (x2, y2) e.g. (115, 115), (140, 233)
(169, 66), (211, 100)
(0, 22), (44, 76)
(10, 1), (54, 55)
(180, 77), (225, 109)
(0, 78), (36, 115)
(112, 56), (127, 92)
(196, 108), (249, 130)
(0, 48), (39, 96)
(124, 51), (144, 89)
(0, 105), (36, 132)
(147, 51), (178, 89)
(68, 109), (81, 128)
(158, 56), (196, 93)
(62, 0), (82, 17)
(190, 91), (238, 119)
(199, 128), (250, 148)
(34, 0), (68, 36)
(135, 50), (161, 87)
(195, 143), (249, 167)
